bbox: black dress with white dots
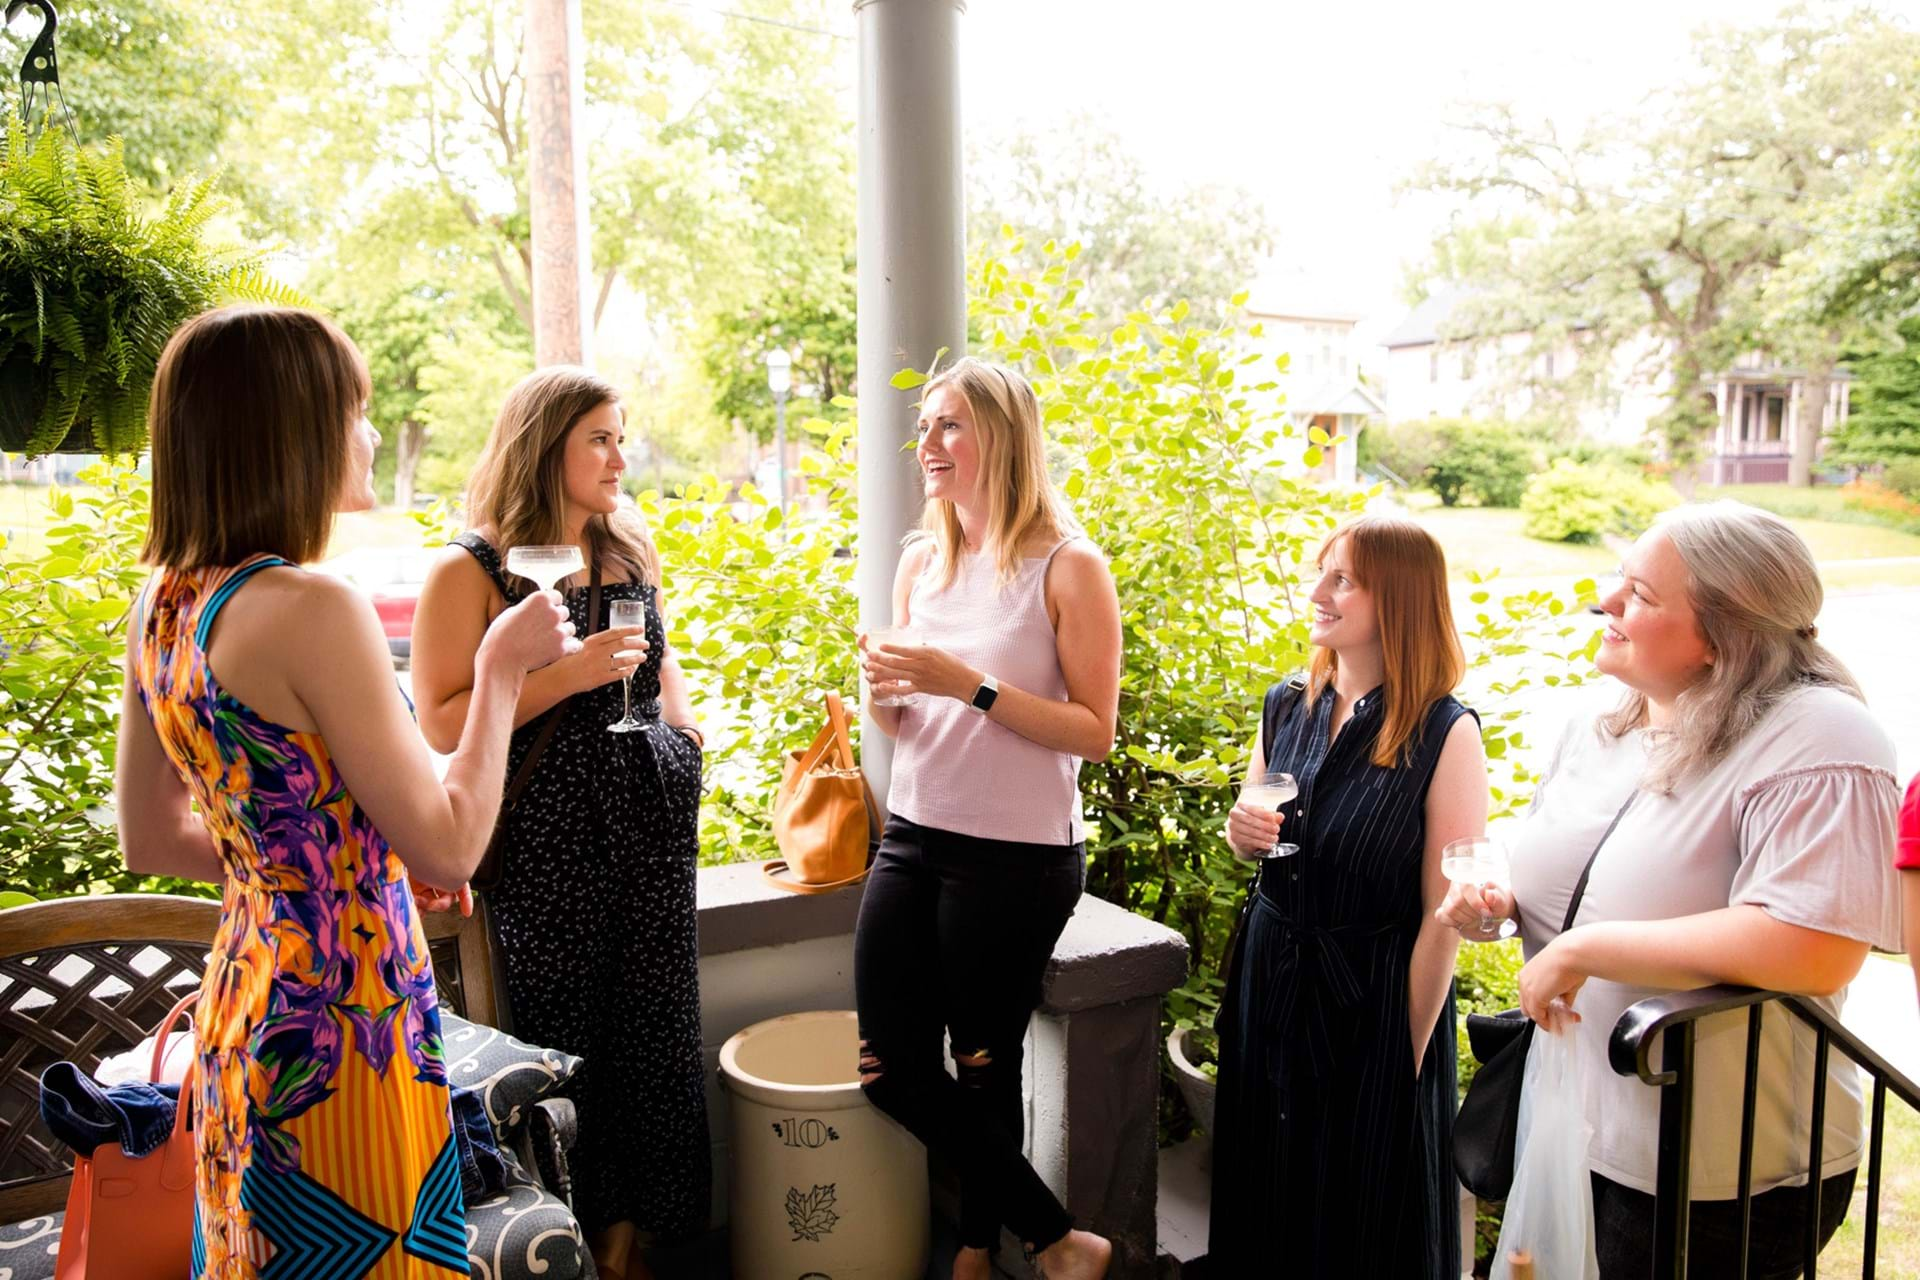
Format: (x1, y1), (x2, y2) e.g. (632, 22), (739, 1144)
(454, 533), (710, 1239)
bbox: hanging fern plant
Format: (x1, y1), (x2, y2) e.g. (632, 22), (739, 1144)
(0, 110), (302, 455)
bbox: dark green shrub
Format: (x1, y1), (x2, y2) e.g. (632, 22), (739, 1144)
(1369, 418), (1539, 506)
(1364, 419), (1445, 487)
(1522, 459), (1678, 543)
(1426, 420), (1539, 508)
(1553, 439), (1656, 473)
(1881, 457), (1920, 501)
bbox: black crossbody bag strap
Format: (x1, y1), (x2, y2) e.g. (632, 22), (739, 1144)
(504, 560), (601, 808)
(1560, 787), (1638, 934)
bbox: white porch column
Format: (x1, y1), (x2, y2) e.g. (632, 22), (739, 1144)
(1713, 379), (1731, 486)
(526, 0), (592, 366)
(1334, 416), (1359, 487)
(1786, 381), (1802, 460)
(853, 0), (967, 805)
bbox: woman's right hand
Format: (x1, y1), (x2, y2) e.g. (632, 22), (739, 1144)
(1225, 800), (1283, 859)
(1435, 878), (1518, 942)
(477, 590), (578, 675)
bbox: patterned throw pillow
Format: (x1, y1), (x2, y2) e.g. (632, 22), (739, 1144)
(440, 1013), (583, 1140)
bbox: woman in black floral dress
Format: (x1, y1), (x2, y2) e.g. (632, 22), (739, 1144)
(412, 367), (709, 1280)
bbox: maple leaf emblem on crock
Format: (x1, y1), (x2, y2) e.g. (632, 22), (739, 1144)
(786, 1183), (840, 1241)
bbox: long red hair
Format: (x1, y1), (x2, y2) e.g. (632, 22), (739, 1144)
(1306, 516), (1464, 767)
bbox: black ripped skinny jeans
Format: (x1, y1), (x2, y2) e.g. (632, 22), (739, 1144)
(853, 815), (1085, 1252)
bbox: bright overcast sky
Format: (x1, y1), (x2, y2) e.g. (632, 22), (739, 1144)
(957, 0), (1920, 335)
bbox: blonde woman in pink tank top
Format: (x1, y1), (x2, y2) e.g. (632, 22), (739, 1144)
(857, 359), (1122, 1280)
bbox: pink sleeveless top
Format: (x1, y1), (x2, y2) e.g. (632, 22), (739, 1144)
(889, 537), (1086, 845)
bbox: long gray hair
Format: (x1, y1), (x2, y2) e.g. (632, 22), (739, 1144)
(1601, 502), (1862, 793)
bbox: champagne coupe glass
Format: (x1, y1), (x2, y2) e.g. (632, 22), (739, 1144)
(504, 544), (585, 595)
(607, 599), (648, 733)
(1441, 836), (1518, 938)
(1239, 769), (1300, 858)
(864, 624), (921, 707)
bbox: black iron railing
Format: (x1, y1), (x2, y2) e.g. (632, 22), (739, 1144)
(1611, 985), (1920, 1278)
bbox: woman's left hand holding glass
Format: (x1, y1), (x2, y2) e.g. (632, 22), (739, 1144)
(862, 640), (980, 703)
(1517, 930), (1589, 1033)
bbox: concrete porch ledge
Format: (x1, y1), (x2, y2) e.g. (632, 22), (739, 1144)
(693, 863), (1188, 1279)
(697, 860), (866, 956)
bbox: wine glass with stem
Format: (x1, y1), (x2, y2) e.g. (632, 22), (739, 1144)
(1240, 768), (1300, 858)
(606, 599), (648, 733)
(1441, 835), (1517, 938)
(504, 544), (584, 595)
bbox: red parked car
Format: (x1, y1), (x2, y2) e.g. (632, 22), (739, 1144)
(314, 546), (437, 665)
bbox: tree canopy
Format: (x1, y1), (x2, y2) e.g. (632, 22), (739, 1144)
(1407, 7), (1920, 463)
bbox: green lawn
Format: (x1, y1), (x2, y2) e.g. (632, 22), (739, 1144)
(1396, 499), (1920, 590)
(2, 483), (428, 562)
(327, 508), (433, 557)
(0, 481), (81, 558)
(1402, 504), (1619, 579)
(1822, 1095), (1920, 1275)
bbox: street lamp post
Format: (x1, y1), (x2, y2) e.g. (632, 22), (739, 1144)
(766, 348), (792, 514)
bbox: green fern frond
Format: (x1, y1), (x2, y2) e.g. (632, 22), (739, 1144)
(0, 108), (301, 455)
(221, 265), (310, 308)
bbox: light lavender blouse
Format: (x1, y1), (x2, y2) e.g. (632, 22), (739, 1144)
(1507, 683), (1902, 1198)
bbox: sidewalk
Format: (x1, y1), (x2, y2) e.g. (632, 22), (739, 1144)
(1844, 956), (1919, 1087)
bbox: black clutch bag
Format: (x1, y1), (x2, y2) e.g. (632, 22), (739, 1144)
(1455, 1010), (1534, 1199)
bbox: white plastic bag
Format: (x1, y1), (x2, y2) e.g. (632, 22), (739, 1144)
(94, 1029), (194, 1087)
(1492, 1026), (1600, 1280)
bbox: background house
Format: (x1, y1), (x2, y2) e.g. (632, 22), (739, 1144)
(1377, 290), (1846, 480)
(1245, 279), (1386, 486)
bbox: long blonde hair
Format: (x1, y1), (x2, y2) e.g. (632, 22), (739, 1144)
(1600, 502), (1862, 793)
(1305, 516), (1466, 767)
(913, 357), (1080, 589)
(465, 366), (661, 589)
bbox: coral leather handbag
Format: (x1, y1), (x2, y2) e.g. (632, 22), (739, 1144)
(56, 991), (198, 1280)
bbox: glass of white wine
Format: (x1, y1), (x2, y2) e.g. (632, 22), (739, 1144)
(607, 599), (648, 733)
(864, 624), (921, 707)
(1240, 769), (1300, 859)
(505, 544), (584, 594)
(1441, 835), (1517, 938)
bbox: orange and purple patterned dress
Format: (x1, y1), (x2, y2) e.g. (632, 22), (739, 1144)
(133, 554), (466, 1279)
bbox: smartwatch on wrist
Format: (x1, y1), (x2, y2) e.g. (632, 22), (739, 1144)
(968, 672), (1000, 715)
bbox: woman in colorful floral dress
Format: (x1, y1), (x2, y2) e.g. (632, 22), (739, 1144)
(114, 306), (575, 1279)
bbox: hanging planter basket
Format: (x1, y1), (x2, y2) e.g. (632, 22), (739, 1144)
(0, 111), (299, 457)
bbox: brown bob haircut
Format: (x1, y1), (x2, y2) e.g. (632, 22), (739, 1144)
(1306, 515), (1466, 767)
(141, 306), (370, 570)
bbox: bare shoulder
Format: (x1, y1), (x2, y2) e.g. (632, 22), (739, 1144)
(1047, 538), (1114, 597)
(894, 538), (935, 585)
(269, 568), (380, 640)
(425, 543), (498, 598)
(1440, 708), (1487, 759)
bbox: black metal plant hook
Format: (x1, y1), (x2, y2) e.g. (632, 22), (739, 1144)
(5, 0), (78, 144)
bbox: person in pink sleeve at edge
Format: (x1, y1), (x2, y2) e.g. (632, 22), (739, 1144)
(1899, 777), (1920, 1010)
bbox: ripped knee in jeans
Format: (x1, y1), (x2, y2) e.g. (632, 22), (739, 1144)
(858, 1038), (884, 1087)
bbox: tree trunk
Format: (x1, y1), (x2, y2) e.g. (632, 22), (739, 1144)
(1791, 356), (1835, 489)
(393, 419), (427, 510)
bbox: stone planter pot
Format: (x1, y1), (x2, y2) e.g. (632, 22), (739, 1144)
(1166, 1025), (1216, 1135)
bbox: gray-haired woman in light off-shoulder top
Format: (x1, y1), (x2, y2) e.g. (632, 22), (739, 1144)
(1438, 502), (1902, 1280)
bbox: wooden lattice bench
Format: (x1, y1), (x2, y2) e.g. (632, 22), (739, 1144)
(0, 894), (594, 1280)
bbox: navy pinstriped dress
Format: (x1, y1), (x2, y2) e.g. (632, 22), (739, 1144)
(1209, 679), (1469, 1278)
